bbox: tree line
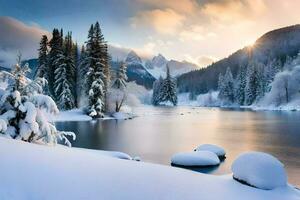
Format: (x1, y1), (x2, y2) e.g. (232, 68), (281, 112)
(36, 22), (127, 117)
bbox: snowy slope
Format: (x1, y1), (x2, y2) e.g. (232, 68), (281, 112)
(0, 137), (299, 200)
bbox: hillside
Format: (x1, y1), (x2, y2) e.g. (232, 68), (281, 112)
(178, 24), (300, 94)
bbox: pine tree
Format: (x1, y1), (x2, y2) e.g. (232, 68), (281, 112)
(36, 35), (48, 78)
(110, 62), (128, 112)
(112, 62), (127, 90)
(53, 32), (75, 110)
(234, 65), (247, 105)
(48, 29), (63, 97)
(160, 66), (177, 106)
(152, 76), (164, 106)
(245, 62), (260, 105)
(82, 22), (107, 117)
(218, 67), (234, 104)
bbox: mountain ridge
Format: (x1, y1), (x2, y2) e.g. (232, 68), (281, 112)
(177, 24), (300, 95)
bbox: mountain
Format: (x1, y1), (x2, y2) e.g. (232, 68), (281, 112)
(178, 24), (300, 95)
(145, 54), (199, 78)
(111, 51), (156, 89)
(125, 51), (143, 64)
(0, 58), (38, 79)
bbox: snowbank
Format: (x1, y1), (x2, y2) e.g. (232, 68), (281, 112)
(231, 152), (287, 190)
(195, 144), (226, 158)
(52, 109), (93, 122)
(171, 151), (220, 167)
(0, 138), (299, 200)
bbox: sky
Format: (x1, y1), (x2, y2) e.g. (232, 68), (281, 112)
(0, 0), (300, 67)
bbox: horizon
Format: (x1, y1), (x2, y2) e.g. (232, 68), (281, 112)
(1, 0), (300, 67)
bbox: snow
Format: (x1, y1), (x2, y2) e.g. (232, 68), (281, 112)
(1, 137), (299, 200)
(231, 152), (287, 190)
(111, 112), (136, 120)
(171, 151), (220, 167)
(195, 144), (226, 157)
(53, 109), (93, 122)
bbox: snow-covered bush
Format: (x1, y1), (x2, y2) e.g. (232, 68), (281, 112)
(171, 151), (220, 167)
(0, 61), (75, 146)
(259, 65), (300, 108)
(231, 152), (287, 190)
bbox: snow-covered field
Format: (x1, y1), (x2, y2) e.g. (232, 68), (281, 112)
(0, 137), (299, 200)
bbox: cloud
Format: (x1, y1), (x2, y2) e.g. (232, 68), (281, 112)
(0, 16), (50, 67)
(131, 8), (185, 35)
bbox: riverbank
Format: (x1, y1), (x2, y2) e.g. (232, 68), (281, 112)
(0, 137), (299, 200)
(52, 109), (137, 122)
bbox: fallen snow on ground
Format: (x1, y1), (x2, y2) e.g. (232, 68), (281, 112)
(195, 144), (226, 157)
(52, 109), (93, 122)
(232, 152), (287, 190)
(171, 151), (220, 167)
(1, 138), (299, 200)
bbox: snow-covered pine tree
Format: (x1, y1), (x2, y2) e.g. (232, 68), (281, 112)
(94, 22), (110, 111)
(264, 59), (281, 93)
(48, 29), (63, 97)
(218, 67), (234, 104)
(159, 66), (177, 106)
(112, 62), (127, 90)
(36, 35), (48, 78)
(0, 58), (75, 146)
(152, 76), (164, 106)
(83, 22), (107, 117)
(73, 42), (79, 107)
(245, 62), (260, 105)
(109, 62), (128, 112)
(234, 65), (247, 105)
(53, 32), (75, 110)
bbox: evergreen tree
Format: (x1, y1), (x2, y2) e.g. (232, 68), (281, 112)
(234, 65), (247, 105)
(245, 62), (260, 105)
(36, 35), (48, 78)
(53, 32), (75, 110)
(82, 22), (108, 117)
(152, 76), (164, 106)
(48, 29), (63, 97)
(159, 66), (177, 106)
(218, 67), (234, 104)
(112, 62), (127, 89)
(109, 62), (128, 112)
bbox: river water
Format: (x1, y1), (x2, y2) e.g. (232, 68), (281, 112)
(56, 106), (300, 186)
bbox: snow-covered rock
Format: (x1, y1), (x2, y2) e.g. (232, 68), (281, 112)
(171, 151), (220, 167)
(0, 138), (299, 200)
(195, 144), (226, 158)
(231, 152), (287, 190)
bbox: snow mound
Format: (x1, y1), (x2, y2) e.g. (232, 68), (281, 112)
(171, 151), (220, 167)
(231, 152), (287, 190)
(195, 144), (226, 158)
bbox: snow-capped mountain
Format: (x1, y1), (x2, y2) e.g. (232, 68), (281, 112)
(125, 51), (143, 65)
(145, 54), (168, 69)
(145, 54), (199, 78)
(121, 51), (156, 89)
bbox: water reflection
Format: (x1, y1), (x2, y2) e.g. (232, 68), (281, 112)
(56, 106), (300, 186)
